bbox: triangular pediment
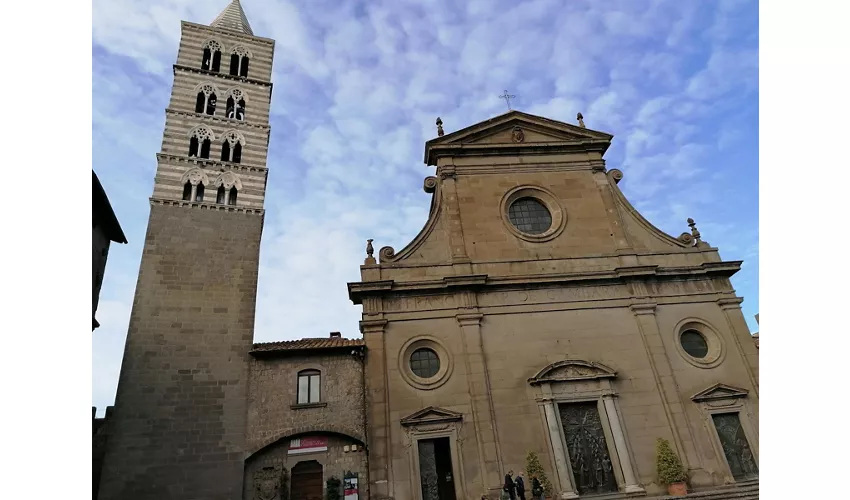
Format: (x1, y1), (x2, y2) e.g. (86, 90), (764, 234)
(424, 111), (613, 165)
(400, 406), (463, 427)
(691, 383), (749, 403)
(528, 360), (617, 385)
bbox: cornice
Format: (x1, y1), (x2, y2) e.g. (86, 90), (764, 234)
(426, 140), (611, 166)
(150, 197), (264, 215)
(446, 159), (608, 176)
(347, 262), (743, 304)
(165, 108), (270, 130)
(173, 64), (273, 89)
(156, 153), (268, 173)
(181, 21), (275, 46)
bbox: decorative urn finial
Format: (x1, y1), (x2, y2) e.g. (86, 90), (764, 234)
(436, 117), (444, 137)
(687, 218), (702, 244)
(577, 112), (585, 128)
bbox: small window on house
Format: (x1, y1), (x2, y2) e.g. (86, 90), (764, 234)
(216, 185), (226, 204)
(182, 182), (192, 201)
(195, 183), (205, 202)
(228, 187), (238, 205)
(297, 369), (321, 404)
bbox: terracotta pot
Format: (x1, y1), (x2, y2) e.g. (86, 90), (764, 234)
(667, 481), (688, 496)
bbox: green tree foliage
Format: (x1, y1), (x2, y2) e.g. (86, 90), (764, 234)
(326, 475), (342, 500)
(655, 438), (687, 485)
(525, 450), (552, 496)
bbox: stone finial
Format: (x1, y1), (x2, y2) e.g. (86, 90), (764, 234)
(687, 218), (702, 244)
(365, 238), (377, 265)
(436, 117), (444, 137)
(577, 112), (585, 128)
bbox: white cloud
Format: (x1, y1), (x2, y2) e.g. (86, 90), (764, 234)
(92, 0), (759, 411)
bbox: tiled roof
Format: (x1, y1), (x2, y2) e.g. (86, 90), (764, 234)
(251, 337), (365, 354)
(211, 0), (254, 36)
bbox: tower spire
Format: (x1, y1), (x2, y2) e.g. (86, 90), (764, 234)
(211, 0), (254, 36)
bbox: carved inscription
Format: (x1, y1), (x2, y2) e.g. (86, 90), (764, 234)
(383, 294), (456, 313)
(479, 286), (627, 307)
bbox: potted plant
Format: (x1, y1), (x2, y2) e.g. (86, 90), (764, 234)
(326, 476), (342, 500)
(525, 450), (552, 499)
(656, 438), (688, 496)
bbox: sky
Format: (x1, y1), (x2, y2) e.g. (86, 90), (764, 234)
(92, 0), (759, 414)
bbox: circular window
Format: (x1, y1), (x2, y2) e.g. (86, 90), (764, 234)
(410, 348), (440, 378)
(674, 320), (726, 368)
(680, 330), (708, 358)
(508, 198), (552, 235)
(499, 185), (567, 243)
(399, 336), (453, 390)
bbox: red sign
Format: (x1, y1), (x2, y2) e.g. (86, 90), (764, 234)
(289, 436), (328, 455)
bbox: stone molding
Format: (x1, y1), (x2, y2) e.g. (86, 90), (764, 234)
(165, 108), (271, 130)
(173, 64), (273, 89)
(399, 406), (463, 427)
(157, 153), (268, 173)
(149, 197), (264, 214)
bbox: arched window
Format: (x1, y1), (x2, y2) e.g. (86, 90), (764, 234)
(297, 369), (321, 404)
(229, 46), (251, 77)
(216, 185), (226, 204)
(228, 187), (238, 206)
(212, 171), (243, 206)
(194, 84), (218, 115)
(221, 131), (245, 163)
(201, 40), (222, 72)
(225, 88), (246, 121)
(182, 168), (210, 203)
(188, 126), (215, 159)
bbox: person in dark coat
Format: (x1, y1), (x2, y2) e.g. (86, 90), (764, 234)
(515, 472), (526, 500)
(531, 474), (544, 500)
(504, 470), (517, 500)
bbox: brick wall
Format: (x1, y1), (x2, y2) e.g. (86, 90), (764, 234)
(97, 204), (262, 500)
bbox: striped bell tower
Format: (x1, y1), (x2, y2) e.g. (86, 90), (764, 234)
(97, 2), (275, 499)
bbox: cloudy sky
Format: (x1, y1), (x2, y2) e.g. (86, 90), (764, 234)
(92, 0), (759, 413)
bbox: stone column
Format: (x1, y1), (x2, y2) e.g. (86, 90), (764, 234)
(360, 319), (392, 499)
(602, 395), (644, 494)
(542, 400), (579, 500)
(717, 297), (759, 394)
(457, 312), (503, 490)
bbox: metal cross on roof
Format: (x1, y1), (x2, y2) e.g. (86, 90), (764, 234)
(499, 90), (516, 110)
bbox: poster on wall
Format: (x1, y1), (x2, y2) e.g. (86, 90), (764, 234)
(344, 471), (359, 500)
(288, 436), (328, 455)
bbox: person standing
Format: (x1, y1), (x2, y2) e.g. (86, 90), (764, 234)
(504, 470), (517, 500)
(515, 472), (526, 500)
(531, 474), (544, 500)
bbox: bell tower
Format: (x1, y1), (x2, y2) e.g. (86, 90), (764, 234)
(98, 2), (274, 499)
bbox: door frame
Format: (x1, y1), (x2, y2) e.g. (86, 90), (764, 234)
(289, 459), (325, 500)
(406, 426), (465, 500)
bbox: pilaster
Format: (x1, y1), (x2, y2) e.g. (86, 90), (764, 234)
(437, 164), (471, 268)
(360, 319), (392, 499)
(629, 303), (700, 470)
(601, 395), (644, 494)
(539, 391), (580, 499)
(717, 297), (759, 395)
(456, 311), (503, 491)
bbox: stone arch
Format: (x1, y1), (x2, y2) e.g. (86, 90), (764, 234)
(230, 45), (253, 58)
(181, 168), (210, 186)
(186, 125), (215, 141)
(201, 39), (224, 72)
(193, 81), (222, 96)
(220, 129), (246, 147)
(193, 82), (221, 115)
(212, 171), (243, 190)
(202, 38), (225, 52)
(528, 359), (617, 385)
(246, 428), (366, 460)
(225, 88), (248, 121)
(225, 86), (249, 102)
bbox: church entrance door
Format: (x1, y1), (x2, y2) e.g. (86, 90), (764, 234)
(417, 437), (457, 500)
(290, 460), (323, 500)
(559, 402), (619, 495)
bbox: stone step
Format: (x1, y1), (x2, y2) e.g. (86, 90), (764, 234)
(654, 483), (758, 500)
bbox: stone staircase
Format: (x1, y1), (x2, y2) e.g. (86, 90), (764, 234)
(653, 482), (759, 500)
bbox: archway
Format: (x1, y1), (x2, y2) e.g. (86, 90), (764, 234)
(290, 460), (323, 500)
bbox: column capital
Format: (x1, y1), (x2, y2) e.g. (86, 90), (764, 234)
(717, 297), (744, 310)
(629, 303), (657, 316)
(359, 319), (388, 334)
(456, 313), (483, 327)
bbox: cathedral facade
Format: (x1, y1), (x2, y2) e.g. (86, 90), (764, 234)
(96, 3), (759, 500)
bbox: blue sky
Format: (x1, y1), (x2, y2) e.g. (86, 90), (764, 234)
(92, 0), (759, 413)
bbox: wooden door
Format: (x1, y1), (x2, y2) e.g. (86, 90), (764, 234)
(290, 460), (323, 500)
